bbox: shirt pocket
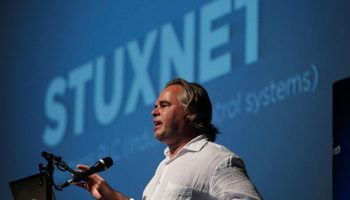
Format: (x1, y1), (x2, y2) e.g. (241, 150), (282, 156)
(161, 182), (193, 200)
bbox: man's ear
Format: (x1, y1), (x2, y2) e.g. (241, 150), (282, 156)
(185, 108), (195, 120)
(186, 114), (192, 120)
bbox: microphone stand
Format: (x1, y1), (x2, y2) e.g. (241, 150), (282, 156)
(40, 152), (59, 200)
(40, 151), (81, 195)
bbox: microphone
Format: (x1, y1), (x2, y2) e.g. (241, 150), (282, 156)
(59, 157), (113, 189)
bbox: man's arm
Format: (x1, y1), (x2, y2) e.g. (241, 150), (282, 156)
(209, 156), (263, 200)
(74, 165), (131, 200)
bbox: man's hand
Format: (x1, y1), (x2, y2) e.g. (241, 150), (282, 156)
(74, 165), (130, 200)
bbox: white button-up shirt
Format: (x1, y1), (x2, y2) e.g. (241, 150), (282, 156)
(143, 135), (262, 200)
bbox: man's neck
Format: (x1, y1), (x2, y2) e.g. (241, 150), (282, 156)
(167, 135), (197, 158)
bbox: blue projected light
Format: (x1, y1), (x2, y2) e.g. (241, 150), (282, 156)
(1, 0), (349, 199)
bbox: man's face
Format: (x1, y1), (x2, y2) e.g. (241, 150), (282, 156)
(151, 85), (190, 145)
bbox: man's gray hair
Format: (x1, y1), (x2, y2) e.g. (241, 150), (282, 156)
(166, 78), (220, 142)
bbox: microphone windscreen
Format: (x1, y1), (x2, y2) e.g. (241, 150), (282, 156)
(102, 157), (113, 169)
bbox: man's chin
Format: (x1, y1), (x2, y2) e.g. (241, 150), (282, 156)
(155, 133), (171, 145)
(154, 132), (164, 141)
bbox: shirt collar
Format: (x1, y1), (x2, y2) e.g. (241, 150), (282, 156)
(164, 135), (208, 160)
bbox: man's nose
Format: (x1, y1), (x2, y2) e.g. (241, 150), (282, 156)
(151, 108), (158, 117)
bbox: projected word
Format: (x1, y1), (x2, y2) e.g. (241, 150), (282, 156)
(213, 64), (319, 122)
(43, 0), (260, 147)
(245, 65), (318, 115)
(213, 92), (242, 123)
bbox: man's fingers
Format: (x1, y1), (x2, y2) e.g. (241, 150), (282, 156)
(77, 164), (90, 170)
(74, 165), (102, 182)
(74, 182), (87, 189)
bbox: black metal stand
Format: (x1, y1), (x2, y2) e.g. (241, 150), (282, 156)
(40, 152), (61, 200)
(38, 151), (82, 199)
